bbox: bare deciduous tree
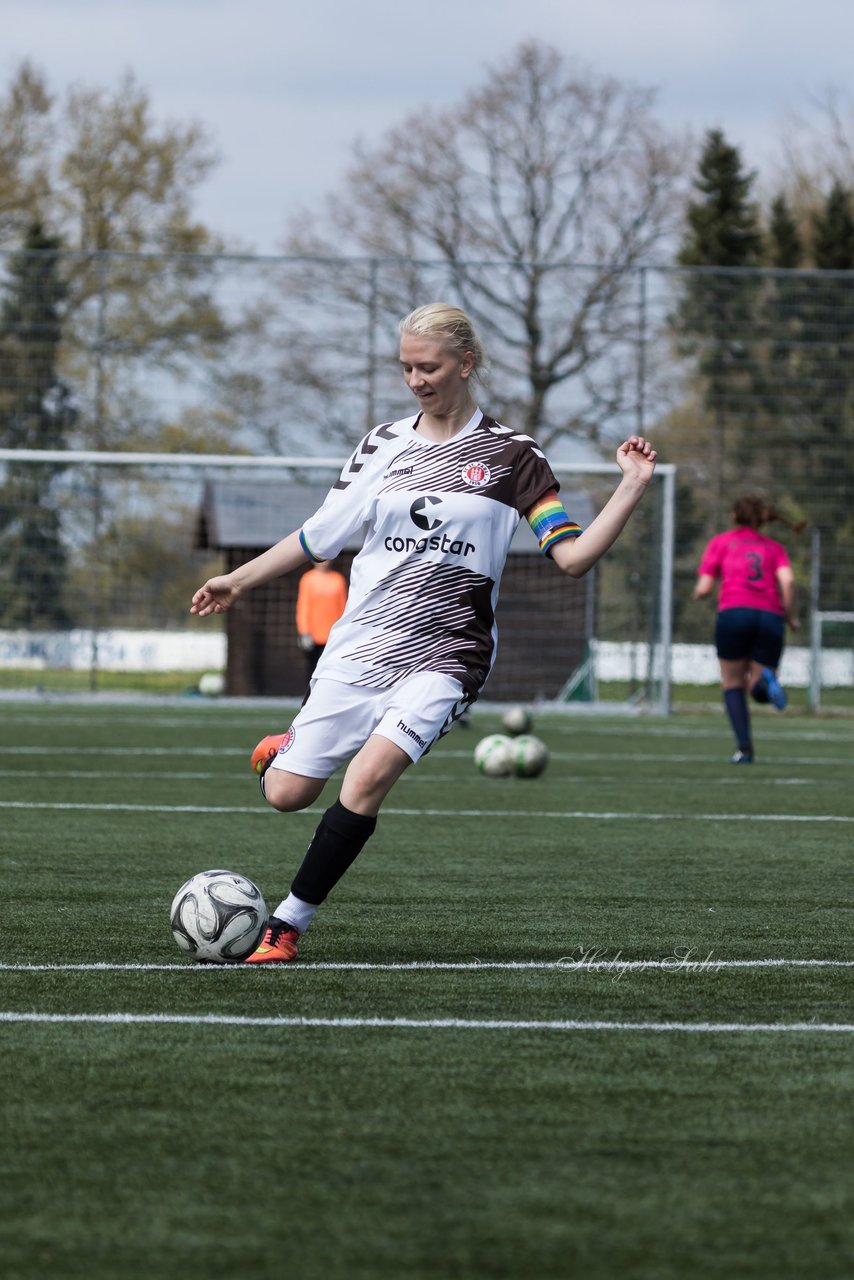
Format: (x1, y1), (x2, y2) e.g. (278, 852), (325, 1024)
(282, 42), (689, 449)
(775, 88), (854, 224)
(0, 63), (53, 246)
(0, 62), (235, 449)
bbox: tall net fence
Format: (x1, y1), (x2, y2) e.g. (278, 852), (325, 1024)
(0, 453), (674, 708)
(0, 247), (851, 708)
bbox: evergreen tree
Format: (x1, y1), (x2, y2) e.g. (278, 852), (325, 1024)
(0, 221), (75, 626)
(674, 129), (764, 526)
(794, 184), (854, 605)
(812, 181), (854, 268)
(678, 130), (764, 267)
(745, 194), (806, 503)
(767, 194), (803, 269)
(746, 181), (854, 609)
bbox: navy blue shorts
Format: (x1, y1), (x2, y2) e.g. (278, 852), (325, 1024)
(715, 608), (785, 667)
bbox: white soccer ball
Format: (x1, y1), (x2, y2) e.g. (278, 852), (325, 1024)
(507, 734), (549, 778)
(170, 869), (267, 963)
(198, 671), (225, 696)
(474, 733), (514, 777)
(501, 705), (533, 736)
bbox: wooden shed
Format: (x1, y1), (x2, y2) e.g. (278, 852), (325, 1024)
(197, 479), (596, 700)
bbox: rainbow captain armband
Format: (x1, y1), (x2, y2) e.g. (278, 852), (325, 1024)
(527, 491), (582, 556)
(299, 530), (324, 563)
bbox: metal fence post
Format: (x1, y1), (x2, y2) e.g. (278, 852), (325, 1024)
(808, 527), (822, 712)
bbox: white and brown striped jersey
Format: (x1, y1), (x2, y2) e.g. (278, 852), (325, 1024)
(299, 408), (563, 696)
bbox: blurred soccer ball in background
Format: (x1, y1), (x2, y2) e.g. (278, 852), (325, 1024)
(473, 733), (514, 777)
(170, 869), (267, 962)
(198, 671), (225, 696)
(501, 705), (533, 736)
(506, 734), (549, 778)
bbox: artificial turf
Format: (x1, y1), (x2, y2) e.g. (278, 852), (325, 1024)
(1, 699), (852, 1279)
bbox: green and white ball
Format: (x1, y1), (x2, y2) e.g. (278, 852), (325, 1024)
(507, 734), (549, 778)
(473, 733), (514, 777)
(501, 705), (533, 735)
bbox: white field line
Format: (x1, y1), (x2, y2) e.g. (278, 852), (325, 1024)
(1, 800), (852, 822)
(1, 958), (852, 972)
(6, 717), (853, 743)
(1, 1010), (852, 1033)
(1, 745), (246, 756)
(545, 726), (854, 742)
(0, 770), (241, 780)
(0, 762), (834, 783)
(4, 745), (853, 766)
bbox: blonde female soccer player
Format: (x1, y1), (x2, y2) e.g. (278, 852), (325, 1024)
(190, 303), (658, 961)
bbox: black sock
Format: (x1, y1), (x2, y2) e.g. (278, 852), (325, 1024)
(291, 800), (377, 905)
(723, 688), (752, 753)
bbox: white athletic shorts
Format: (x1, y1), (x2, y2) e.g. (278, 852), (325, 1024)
(267, 671), (471, 779)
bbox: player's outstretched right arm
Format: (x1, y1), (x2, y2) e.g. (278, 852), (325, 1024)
(190, 530), (308, 616)
(549, 436), (657, 579)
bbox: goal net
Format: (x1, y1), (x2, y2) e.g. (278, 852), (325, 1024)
(0, 449), (675, 711)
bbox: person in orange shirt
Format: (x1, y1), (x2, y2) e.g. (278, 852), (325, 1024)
(296, 559), (348, 681)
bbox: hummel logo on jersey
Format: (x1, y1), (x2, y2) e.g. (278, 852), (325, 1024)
(384, 466), (414, 479)
(410, 495), (443, 532)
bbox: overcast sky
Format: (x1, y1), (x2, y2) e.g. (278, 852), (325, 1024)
(4, 0), (853, 253)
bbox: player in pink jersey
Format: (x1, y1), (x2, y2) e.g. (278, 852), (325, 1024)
(191, 303), (657, 961)
(694, 494), (802, 763)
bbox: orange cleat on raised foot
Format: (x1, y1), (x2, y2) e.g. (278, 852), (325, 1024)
(244, 917), (300, 964)
(251, 733), (286, 777)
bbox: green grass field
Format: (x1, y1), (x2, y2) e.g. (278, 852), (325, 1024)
(1, 698), (853, 1280)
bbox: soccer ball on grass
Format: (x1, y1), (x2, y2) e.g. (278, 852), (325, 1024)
(170, 869), (267, 962)
(506, 734), (549, 778)
(501, 705), (533, 736)
(198, 671), (224, 696)
(473, 733), (514, 777)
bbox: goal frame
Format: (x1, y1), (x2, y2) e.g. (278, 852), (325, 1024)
(809, 611), (854, 711)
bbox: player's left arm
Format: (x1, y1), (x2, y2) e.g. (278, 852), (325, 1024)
(776, 564), (799, 629)
(546, 436), (657, 579)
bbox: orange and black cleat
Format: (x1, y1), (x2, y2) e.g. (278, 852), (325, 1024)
(251, 733), (286, 777)
(244, 917), (300, 964)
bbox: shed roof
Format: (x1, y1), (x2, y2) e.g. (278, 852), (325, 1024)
(197, 479), (596, 556)
(196, 479), (350, 551)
